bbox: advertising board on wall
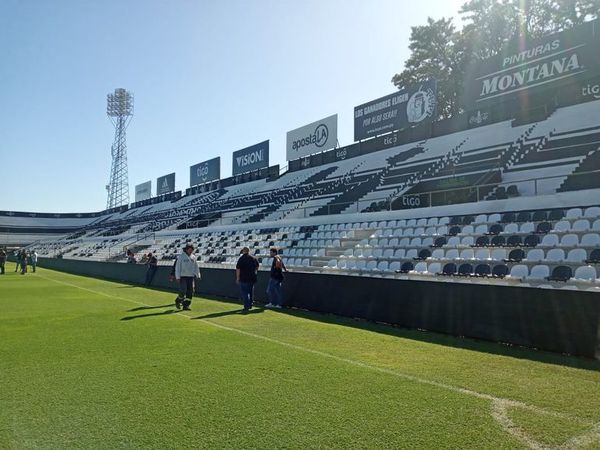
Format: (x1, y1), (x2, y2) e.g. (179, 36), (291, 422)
(286, 114), (338, 161)
(156, 173), (175, 195)
(232, 141), (269, 176)
(463, 20), (600, 108)
(134, 181), (152, 202)
(354, 79), (437, 141)
(190, 157), (220, 187)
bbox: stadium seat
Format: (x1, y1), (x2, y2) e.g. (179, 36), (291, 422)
(586, 249), (600, 264)
(377, 261), (389, 271)
(388, 261), (401, 273)
(398, 261), (414, 273)
(517, 211), (532, 222)
(445, 249), (459, 259)
(501, 212), (516, 223)
(475, 249), (490, 260)
(573, 266), (597, 282)
(491, 249), (508, 261)
(502, 223), (519, 234)
(457, 263), (473, 276)
(441, 263), (457, 276)
(474, 264), (491, 277)
(520, 222), (535, 234)
(532, 210), (548, 222)
(523, 234), (540, 247)
(551, 221), (570, 233)
(566, 248), (586, 263)
(411, 262), (428, 274)
(492, 264), (509, 278)
(491, 235), (506, 246)
(460, 249), (475, 260)
(509, 265), (529, 279)
(461, 236), (474, 247)
(584, 207), (600, 219)
(475, 236), (489, 247)
(560, 234), (579, 247)
(488, 224), (503, 235)
(572, 220), (591, 232)
(433, 237), (447, 247)
(547, 265), (572, 282)
(548, 209), (565, 221)
(506, 235), (522, 247)
(540, 234), (559, 247)
(527, 265), (550, 280)
(416, 248), (432, 260)
(566, 208), (583, 219)
(405, 249), (418, 259)
(545, 248), (565, 262)
(524, 249), (544, 262)
(394, 249), (406, 259)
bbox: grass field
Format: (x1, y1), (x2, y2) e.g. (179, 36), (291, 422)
(1, 263), (599, 449)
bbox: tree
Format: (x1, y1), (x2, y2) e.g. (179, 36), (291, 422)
(392, 0), (600, 119)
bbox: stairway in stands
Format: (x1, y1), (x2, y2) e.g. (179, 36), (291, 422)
(558, 146), (600, 191)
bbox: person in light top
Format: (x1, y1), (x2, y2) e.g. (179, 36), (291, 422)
(174, 244), (200, 311)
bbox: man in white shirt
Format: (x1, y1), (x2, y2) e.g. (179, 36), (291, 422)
(174, 244), (200, 311)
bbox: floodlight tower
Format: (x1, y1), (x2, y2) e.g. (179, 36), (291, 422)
(105, 88), (134, 209)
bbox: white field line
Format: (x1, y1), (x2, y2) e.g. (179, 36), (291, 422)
(38, 272), (600, 449)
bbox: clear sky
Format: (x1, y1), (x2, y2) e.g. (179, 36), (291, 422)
(1, 0), (464, 213)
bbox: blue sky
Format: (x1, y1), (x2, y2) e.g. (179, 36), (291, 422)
(0, 0), (464, 213)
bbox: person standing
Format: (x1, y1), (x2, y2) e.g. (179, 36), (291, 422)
(0, 248), (6, 275)
(14, 250), (20, 272)
(30, 250), (38, 273)
(174, 244), (200, 311)
(144, 252), (158, 286)
(20, 250), (27, 275)
(235, 247), (259, 312)
(265, 247), (288, 309)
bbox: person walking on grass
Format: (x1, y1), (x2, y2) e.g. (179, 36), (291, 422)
(174, 244), (200, 311)
(19, 250), (27, 275)
(265, 247), (288, 309)
(14, 250), (20, 272)
(235, 247), (259, 312)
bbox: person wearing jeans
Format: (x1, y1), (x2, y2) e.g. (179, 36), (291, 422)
(235, 247), (259, 312)
(265, 247), (287, 309)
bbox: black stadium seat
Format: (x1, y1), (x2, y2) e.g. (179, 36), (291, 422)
(517, 211), (532, 222)
(532, 210), (548, 222)
(547, 265), (573, 282)
(507, 235), (522, 246)
(462, 215), (475, 225)
(491, 235), (506, 246)
(548, 209), (565, 221)
(447, 226), (461, 236)
(505, 248), (525, 262)
(523, 234), (540, 247)
(449, 216), (462, 225)
(457, 263), (474, 276)
(433, 237), (447, 247)
(506, 185), (519, 197)
(492, 264), (509, 278)
(501, 212), (516, 223)
(415, 249), (432, 260)
(441, 263), (457, 276)
(474, 264), (491, 277)
(536, 222), (551, 234)
(488, 224), (503, 235)
(586, 248), (600, 264)
(398, 261), (414, 273)
(475, 236), (489, 247)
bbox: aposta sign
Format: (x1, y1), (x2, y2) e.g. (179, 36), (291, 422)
(286, 114), (338, 161)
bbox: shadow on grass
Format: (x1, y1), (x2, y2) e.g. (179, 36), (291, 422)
(192, 307), (265, 320)
(121, 309), (178, 321)
(127, 304), (174, 312)
(271, 306), (600, 371)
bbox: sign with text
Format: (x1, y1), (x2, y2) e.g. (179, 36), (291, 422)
(190, 157), (220, 186)
(134, 181), (152, 202)
(463, 20), (600, 108)
(286, 114), (338, 161)
(232, 141), (269, 176)
(354, 79), (437, 141)
(156, 173), (175, 195)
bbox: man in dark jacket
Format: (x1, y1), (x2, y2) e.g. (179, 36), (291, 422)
(0, 248), (6, 274)
(265, 247), (287, 309)
(235, 247), (259, 312)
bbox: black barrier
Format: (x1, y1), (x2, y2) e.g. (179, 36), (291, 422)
(37, 258), (600, 358)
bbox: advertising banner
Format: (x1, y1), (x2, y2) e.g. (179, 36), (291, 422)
(156, 173), (175, 195)
(190, 157), (220, 186)
(463, 20), (600, 108)
(286, 114), (338, 161)
(134, 181), (152, 202)
(354, 79), (437, 141)
(232, 140), (269, 176)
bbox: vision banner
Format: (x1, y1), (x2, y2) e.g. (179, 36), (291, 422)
(156, 173), (175, 195)
(463, 20), (600, 108)
(286, 114), (338, 161)
(354, 79), (437, 141)
(190, 157), (220, 186)
(232, 141), (269, 176)
(134, 181), (152, 202)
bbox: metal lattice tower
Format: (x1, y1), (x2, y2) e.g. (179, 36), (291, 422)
(105, 88), (134, 209)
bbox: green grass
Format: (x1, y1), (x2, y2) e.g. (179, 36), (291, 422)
(0, 262), (599, 449)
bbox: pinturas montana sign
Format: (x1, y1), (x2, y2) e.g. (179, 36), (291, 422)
(463, 20), (600, 107)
